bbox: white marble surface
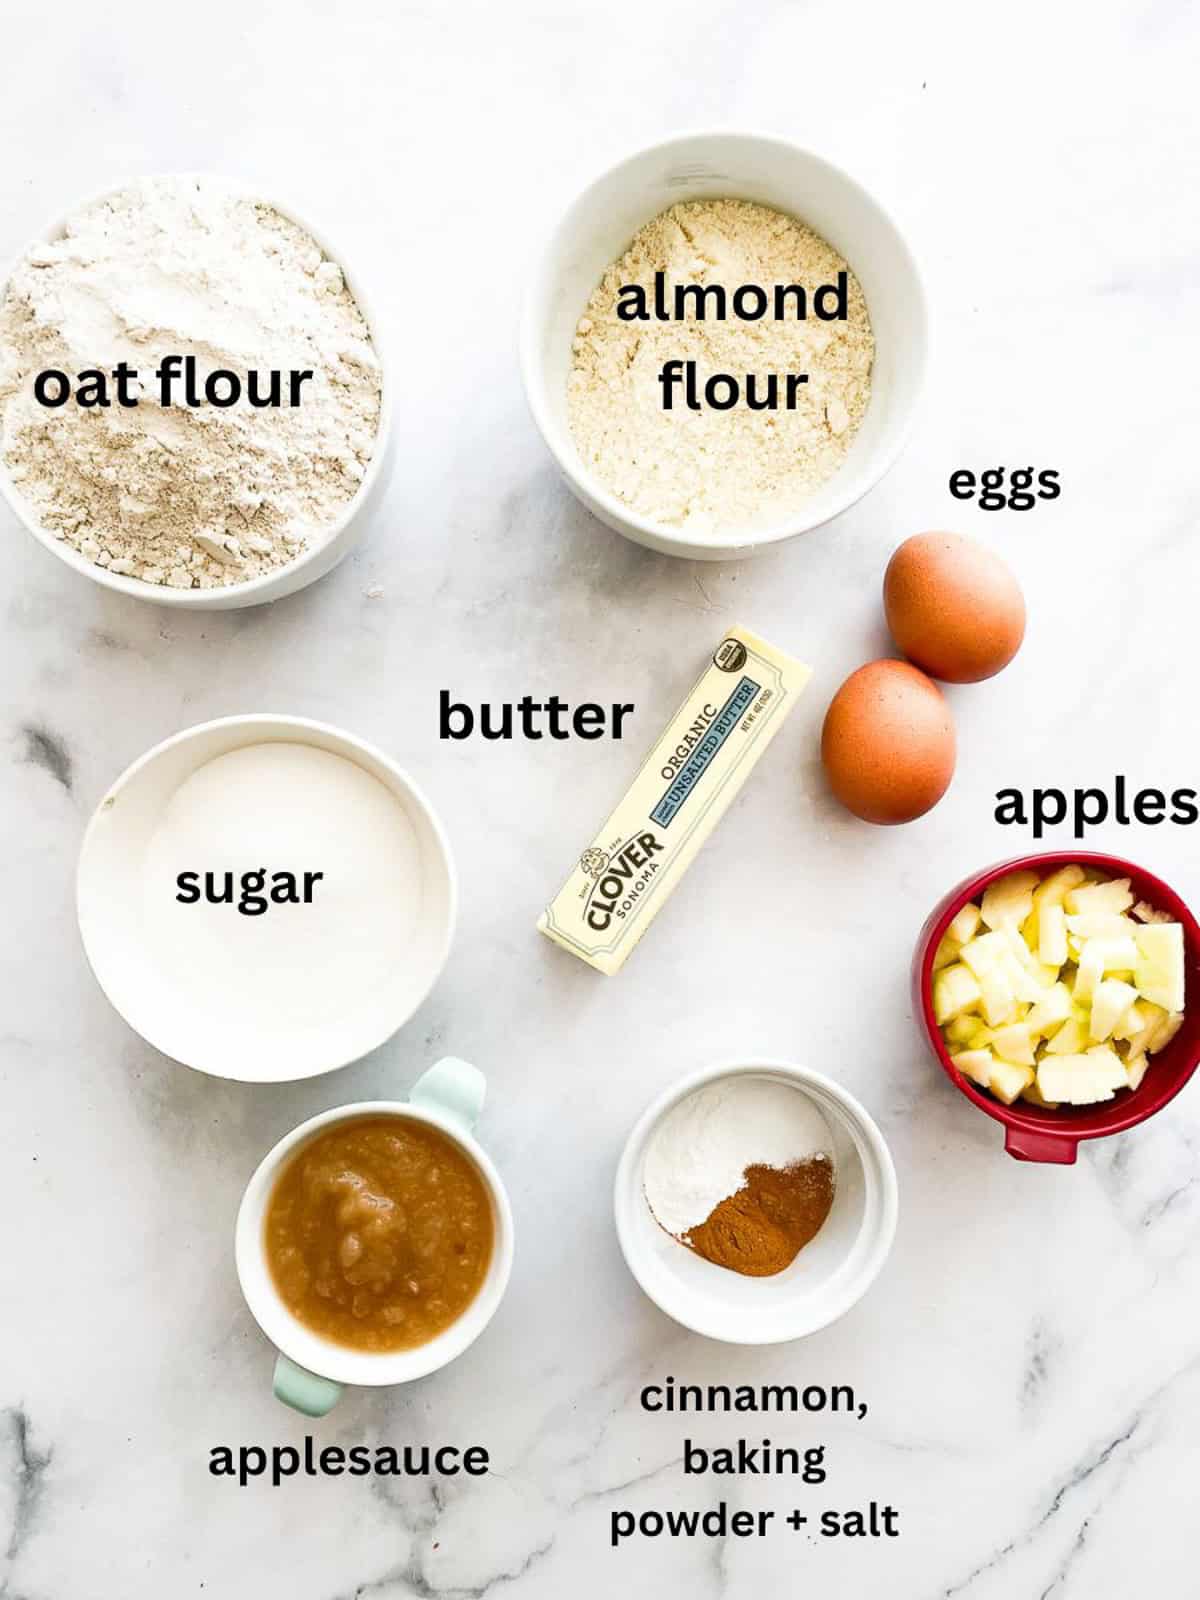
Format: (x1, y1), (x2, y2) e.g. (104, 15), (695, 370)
(3, 2), (1200, 1594)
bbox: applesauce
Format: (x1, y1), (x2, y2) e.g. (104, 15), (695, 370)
(264, 1115), (494, 1352)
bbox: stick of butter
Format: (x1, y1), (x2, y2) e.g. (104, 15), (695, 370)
(538, 625), (811, 974)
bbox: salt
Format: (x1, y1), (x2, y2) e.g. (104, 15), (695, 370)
(643, 1077), (833, 1240)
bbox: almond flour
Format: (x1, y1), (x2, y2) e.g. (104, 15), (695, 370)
(0, 177), (382, 589)
(567, 199), (873, 536)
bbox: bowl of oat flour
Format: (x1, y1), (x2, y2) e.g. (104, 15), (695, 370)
(521, 131), (927, 560)
(0, 176), (390, 608)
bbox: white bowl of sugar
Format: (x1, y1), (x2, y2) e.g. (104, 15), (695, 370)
(521, 130), (928, 560)
(614, 1060), (898, 1344)
(76, 716), (456, 1081)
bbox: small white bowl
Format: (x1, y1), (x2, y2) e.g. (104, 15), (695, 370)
(521, 130), (928, 561)
(77, 715), (456, 1081)
(236, 1062), (514, 1414)
(615, 1060), (898, 1344)
(0, 176), (393, 610)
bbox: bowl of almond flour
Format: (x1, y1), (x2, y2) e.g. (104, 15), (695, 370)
(0, 176), (390, 608)
(521, 131), (927, 560)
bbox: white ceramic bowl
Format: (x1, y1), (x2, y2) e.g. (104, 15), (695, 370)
(0, 176), (393, 609)
(236, 1063), (514, 1413)
(615, 1060), (898, 1344)
(77, 715), (455, 1081)
(521, 130), (928, 561)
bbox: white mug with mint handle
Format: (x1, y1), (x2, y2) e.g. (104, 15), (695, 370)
(235, 1058), (515, 1417)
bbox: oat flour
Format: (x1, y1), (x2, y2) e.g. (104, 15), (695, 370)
(0, 177), (382, 588)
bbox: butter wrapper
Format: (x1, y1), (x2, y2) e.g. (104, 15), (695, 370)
(538, 625), (811, 974)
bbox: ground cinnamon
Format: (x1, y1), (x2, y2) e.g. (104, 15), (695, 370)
(685, 1156), (835, 1277)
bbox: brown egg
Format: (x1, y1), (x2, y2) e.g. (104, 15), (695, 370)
(821, 659), (956, 824)
(883, 531), (1025, 683)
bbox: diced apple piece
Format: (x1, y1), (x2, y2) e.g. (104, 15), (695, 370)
(1124, 1001), (1168, 1059)
(1090, 979), (1139, 1042)
(1140, 1001), (1169, 1032)
(991, 920), (1058, 995)
(1026, 982), (1072, 1037)
(948, 902), (982, 945)
(1065, 877), (1133, 917)
(988, 1059), (1035, 1104)
(1099, 936), (1138, 973)
(1074, 943), (1105, 1007)
(1149, 1011), (1183, 1055)
(1125, 1052), (1149, 1091)
(1038, 903), (1069, 968)
(967, 1024), (996, 1049)
(950, 1048), (994, 1088)
(977, 966), (1018, 1027)
(1021, 1079), (1059, 1109)
(960, 934), (1020, 1024)
(981, 870), (1039, 931)
(1043, 1015), (1089, 1056)
(1085, 1042), (1128, 1078)
(961, 931), (1012, 977)
(997, 929), (1054, 1001)
(1113, 1002), (1148, 1042)
(1132, 900), (1171, 925)
(992, 1021), (1037, 1067)
(1076, 938), (1138, 1005)
(944, 1013), (979, 1046)
(1065, 912), (1136, 942)
(1018, 967), (1058, 1003)
(998, 921), (1044, 973)
(1134, 923), (1185, 1013)
(1032, 864), (1085, 911)
(933, 962), (982, 1025)
(1036, 1051), (1125, 1105)
(1036, 1060), (1114, 1104)
(933, 934), (960, 973)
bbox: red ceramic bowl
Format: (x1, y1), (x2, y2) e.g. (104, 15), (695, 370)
(913, 851), (1200, 1163)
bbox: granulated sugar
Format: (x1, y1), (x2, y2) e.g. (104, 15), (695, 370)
(567, 199), (873, 536)
(0, 177), (382, 589)
(141, 742), (421, 1029)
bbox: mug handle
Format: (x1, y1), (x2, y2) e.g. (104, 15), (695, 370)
(410, 1056), (486, 1133)
(274, 1354), (343, 1417)
(1004, 1126), (1079, 1165)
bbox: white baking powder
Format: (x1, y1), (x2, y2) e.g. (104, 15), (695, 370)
(643, 1077), (834, 1239)
(0, 176), (382, 588)
(141, 743), (420, 1029)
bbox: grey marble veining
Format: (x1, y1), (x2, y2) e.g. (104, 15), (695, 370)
(3, 1), (1200, 1595)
